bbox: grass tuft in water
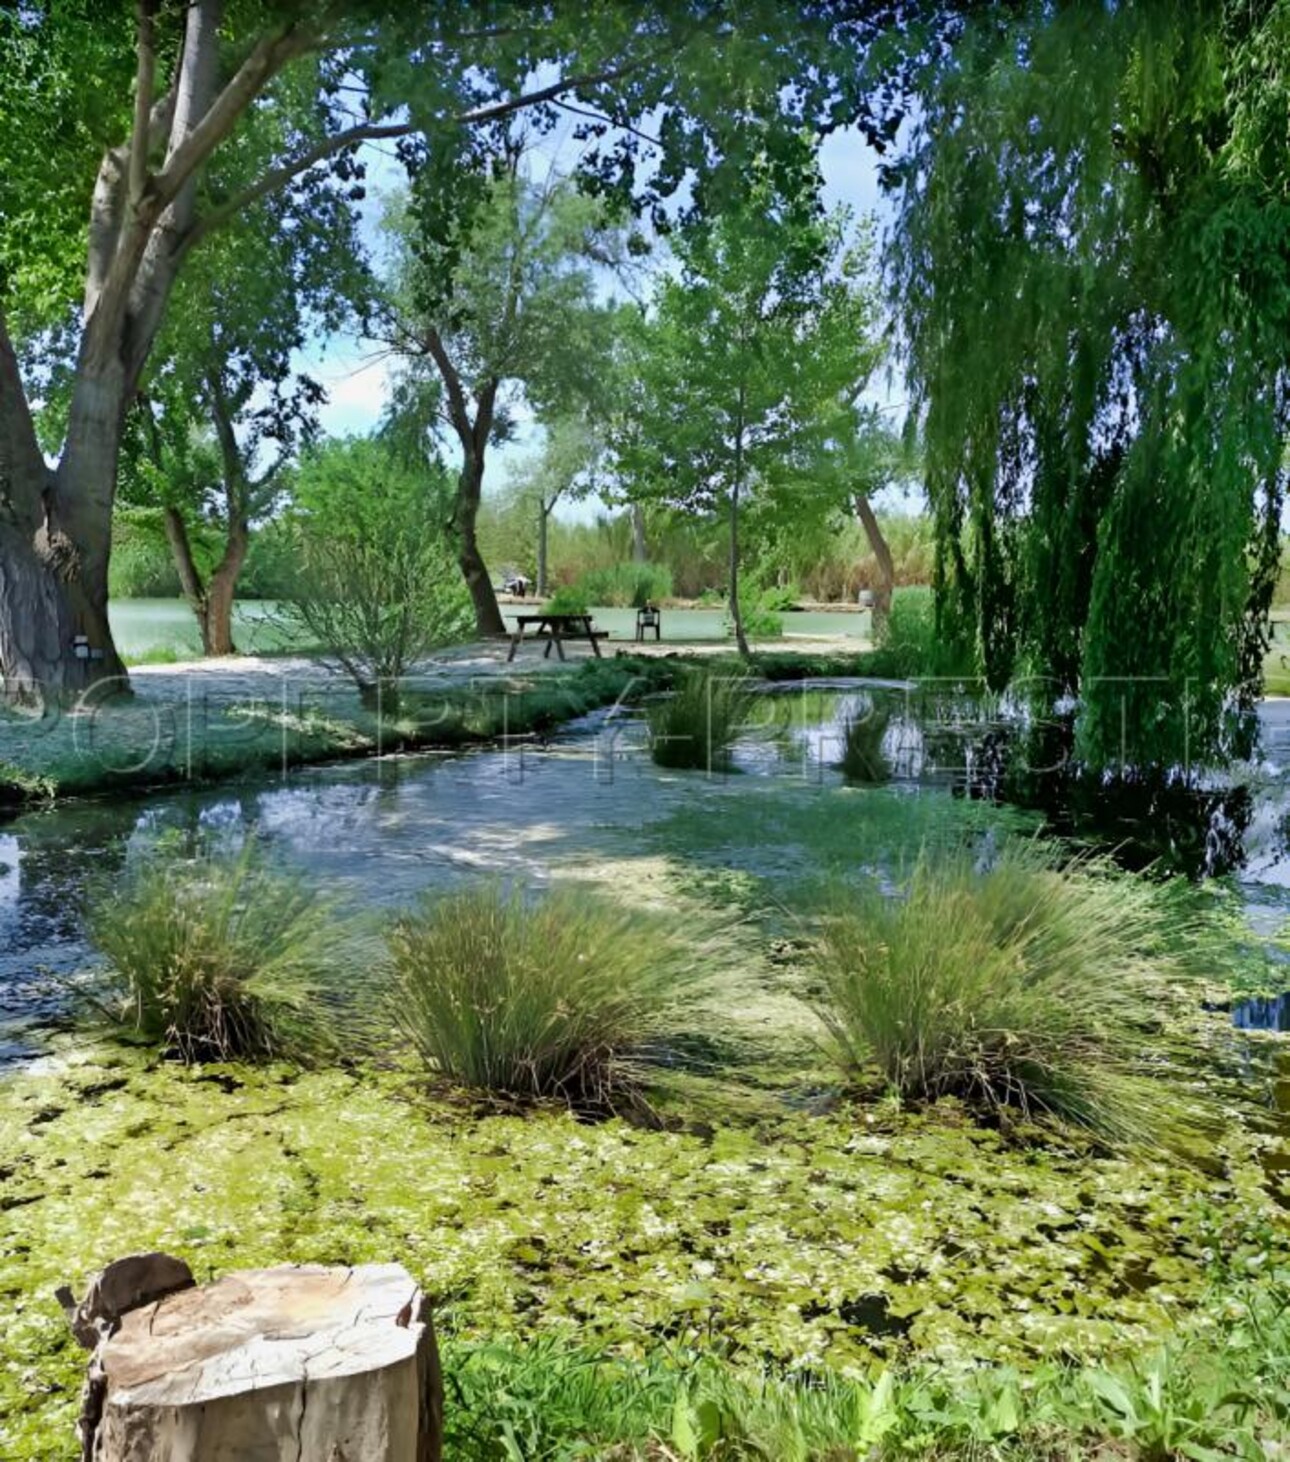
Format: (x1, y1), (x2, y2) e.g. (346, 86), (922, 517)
(811, 844), (1200, 1142)
(390, 882), (707, 1110)
(837, 697), (893, 783)
(86, 843), (335, 1063)
(647, 667), (756, 772)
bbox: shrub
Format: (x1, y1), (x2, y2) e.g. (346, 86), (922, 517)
(647, 667), (757, 771)
(86, 845), (333, 1062)
(575, 562), (673, 608)
(837, 697), (892, 783)
(284, 437), (473, 708)
(811, 845), (1195, 1140)
(881, 585), (978, 678)
(545, 583), (591, 615)
(725, 597), (784, 640)
(389, 883), (700, 1109)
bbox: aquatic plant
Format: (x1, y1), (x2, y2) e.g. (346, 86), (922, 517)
(812, 845), (1196, 1140)
(390, 882), (701, 1109)
(837, 698), (892, 783)
(647, 667), (756, 771)
(86, 844), (333, 1062)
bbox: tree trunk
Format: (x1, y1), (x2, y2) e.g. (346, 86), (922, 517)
(202, 527), (247, 656)
(78, 1260), (442, 1461)
(728, 397), (750, 659)
(728, 481), (750, 658)
(854, 491), (895, 633)
(631, 503), (647, 564)
(537, 498), (550, 597)
(455, 454), (506, 637)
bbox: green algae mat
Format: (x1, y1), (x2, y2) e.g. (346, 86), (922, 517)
(2, 1038), (1286, 1457)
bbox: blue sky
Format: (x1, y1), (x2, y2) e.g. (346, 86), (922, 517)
(304, 123), (902, 520)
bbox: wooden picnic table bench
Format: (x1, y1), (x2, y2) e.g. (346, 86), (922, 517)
(507, 611), (608, 662)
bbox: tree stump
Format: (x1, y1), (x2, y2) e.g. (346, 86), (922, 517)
(77, 1260), (442, 1462)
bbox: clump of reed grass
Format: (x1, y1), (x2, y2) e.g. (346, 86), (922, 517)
(837, 698), (892, 783)
(86, 843), (333, 1063)
(811, 843), (1199, 1141)
(647, 667), (756, 771)
(389, 882), (704, 1110)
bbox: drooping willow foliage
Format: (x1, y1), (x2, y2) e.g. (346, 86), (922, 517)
(892, 0), (1290, 769)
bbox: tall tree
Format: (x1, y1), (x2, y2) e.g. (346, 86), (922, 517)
(119, 165), (361, 655)
(505, 413), (607, 597)
(614, 164), (852, 655)
(892, 0), (1290, 767)
(0, 2), (909, 702)
(380, 156), (628, 634)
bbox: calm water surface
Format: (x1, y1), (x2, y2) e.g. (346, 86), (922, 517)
(7, 685), (1290, 1062)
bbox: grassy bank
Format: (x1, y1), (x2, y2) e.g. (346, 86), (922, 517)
(0, 645), (928, 811)
(0, 655), (680, 809)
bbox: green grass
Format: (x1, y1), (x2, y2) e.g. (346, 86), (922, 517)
(811, 845), (1203, 1142)
(0, 655), (679, 803)
(647, 667), (757, 771)
(390, 882), (712, 1110)
(85, 843), (337, 1062)
(442, 1297), (1290, 1459)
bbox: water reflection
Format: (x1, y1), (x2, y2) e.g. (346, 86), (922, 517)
(5, 682), (1290, 1062)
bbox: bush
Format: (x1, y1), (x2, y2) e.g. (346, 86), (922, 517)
(284, 437), (473, 708)
(575, 562), (674, 608)
(881, 585), (978, 678)
(647, 667), (757, 771)
(86, 845), (333, 1062)
(726, 598), (784, 640)
(390, 883), (700, 1109)
(544, 583), (591, 615)
(837, 697), (892, 783)
(811, 845), (1195, 1140)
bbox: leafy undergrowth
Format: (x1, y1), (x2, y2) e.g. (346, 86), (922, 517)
(0, 1039), (1286, 1457)
(442, 1322), (1290, 1460)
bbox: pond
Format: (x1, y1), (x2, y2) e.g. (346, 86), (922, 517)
(5, 680), (1290, 1062)
(108, 599), (872, 660)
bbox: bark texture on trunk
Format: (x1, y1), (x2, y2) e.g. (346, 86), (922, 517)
(631, 503), (648, 564)
(854, 490), (895, 631)
(456, 455), (506, 637)
(537, 497), (551, 597)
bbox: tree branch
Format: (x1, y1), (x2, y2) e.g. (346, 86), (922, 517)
(179, 51), (669, 260)
(128, 1), (159, 208)
(152, 21), (320, 215)
(179, 121), (417, 258)
(421, 327), (475, 449)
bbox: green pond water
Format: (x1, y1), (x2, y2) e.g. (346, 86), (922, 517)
(107, 599), (872, 659)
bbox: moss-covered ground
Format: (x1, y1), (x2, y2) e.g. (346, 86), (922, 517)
(3, 965), (1288, 1455)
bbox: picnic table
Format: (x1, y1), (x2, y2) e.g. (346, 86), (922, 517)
(507, 611), (608, 662)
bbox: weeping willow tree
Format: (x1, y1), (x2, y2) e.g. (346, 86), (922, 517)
(892, 0), (1289, 769)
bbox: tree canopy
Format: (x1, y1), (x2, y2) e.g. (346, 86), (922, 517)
(893, 0), (1290, 767)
